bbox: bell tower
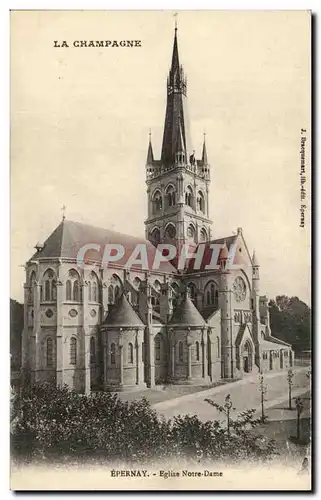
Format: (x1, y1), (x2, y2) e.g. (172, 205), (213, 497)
(144, 26), (212, 251)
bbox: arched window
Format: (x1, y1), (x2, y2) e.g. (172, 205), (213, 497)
(166, 185), (176, 208)
(114, 285), (120, 302)
(195, 341), (200, 361)
(185, 186), (193, 208)
(52, 281), (57, 300)
(44, 280), (50, 301)
(217, 337), (220, 358)
(153, 280), (161, 292)
(188, 283), (197, 302)
(43, 269), (56, 302)
(108, 275), (122, 304)
(92, 282), (98, 302)
(73, 280), (80, 302)
(133, 277), (142, 290)
(70, 337), (77, 365)
(164, 223), (176, 240)
(210, 284), (215, 304)
(200, 228), (208, 242)
(66, 280), (72, 300)
(187, 224), (196, 241)
(66, 269), (81, 302)
(46, 337), (53, 367)
(151, 296), (160, 313)
(151, 228), (161, 244)
(128, 342), (134, 364)
(28, 271), (36, 304)
(205, 281), (218, 306)
(90, 337), (96, 364)
(108, 285), (114, 304)
(152, 190), (162, 213)
(155, 334), (161, 361)
(178, 341), (183, 362)
(197, 191), (205, 212)
(29, 271), (36, 286)
(110, 343), (116, 364)
(88, 271), (99, 303)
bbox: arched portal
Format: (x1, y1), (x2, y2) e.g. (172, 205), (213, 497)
(242, 340), (253, 373)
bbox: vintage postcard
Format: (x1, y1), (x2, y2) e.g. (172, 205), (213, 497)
(10, 10), (311, 491)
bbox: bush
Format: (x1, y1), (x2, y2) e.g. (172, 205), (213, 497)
(11, 383), (278, 465)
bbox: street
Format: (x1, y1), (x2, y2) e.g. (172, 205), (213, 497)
(152, 368), (310, 422)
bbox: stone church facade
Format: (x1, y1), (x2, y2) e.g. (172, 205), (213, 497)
(21, 28), (293, 393)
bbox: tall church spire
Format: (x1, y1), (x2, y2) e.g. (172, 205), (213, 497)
(144, 26), (212, 249)
(146, 130), (154, 165)
(170, 23), (180, 77)
(201, 133), (208, 165)
(161, 26), (192, 166)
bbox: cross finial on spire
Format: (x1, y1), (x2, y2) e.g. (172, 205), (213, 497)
(61, 204), (66, 221)
(149, 128), (152, 141)
(174, 12), (178, 32)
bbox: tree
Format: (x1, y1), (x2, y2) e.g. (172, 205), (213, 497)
(295, 396), (304, 441)
(10, 299), (24, 371)
(258, 374), (268, 422)
(205, 394), (234, 438)
(287, 369), (294, 410)
(269, 295), (311, 353)
(306, 368), (311, 382)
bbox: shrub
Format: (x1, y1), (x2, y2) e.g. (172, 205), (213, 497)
(11, 383), (278, 465)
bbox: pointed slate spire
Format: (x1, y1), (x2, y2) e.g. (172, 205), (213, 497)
(170, 24), (180, 76)
(161, 26), (192, 166)
(252, 250), (259, 267)
(146, 130), (154, 165)
(169, 292), (205, 326)
(176, 115), (185, 153)
(201, 133), (208, 165)
(103, 294), (144, 327)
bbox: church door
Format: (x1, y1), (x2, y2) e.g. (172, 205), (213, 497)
(243, 356), (249, 373)
(242, 341), (252, 373)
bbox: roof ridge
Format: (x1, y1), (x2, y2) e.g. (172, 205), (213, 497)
(63, 219), (146, 241)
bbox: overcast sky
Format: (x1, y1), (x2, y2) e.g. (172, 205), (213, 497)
(11, 10), (311, 304)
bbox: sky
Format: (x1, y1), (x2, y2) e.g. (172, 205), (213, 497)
(10, 10), (311, 304)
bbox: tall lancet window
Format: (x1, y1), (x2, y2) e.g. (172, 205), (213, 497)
(46, 337), (53, 368)
(43, 269), (56, 302)
(66, 269), (81, 302)
(185, 186), (193, 208)
(70, 337), (77, 365)
(197, 191), (205, 213)
(90, 337), (96, 364)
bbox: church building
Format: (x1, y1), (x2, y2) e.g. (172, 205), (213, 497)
(21, 27), (294, 393)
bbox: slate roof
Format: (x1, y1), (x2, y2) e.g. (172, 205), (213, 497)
(102, 294), (144, 328)
(264, 336), (292, 348)
(185, 234), (238, 272)
(29, 219), (177, 274)
(169, 294), (206, 326)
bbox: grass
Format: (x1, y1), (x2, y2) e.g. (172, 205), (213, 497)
(251, 390), (311, 462)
